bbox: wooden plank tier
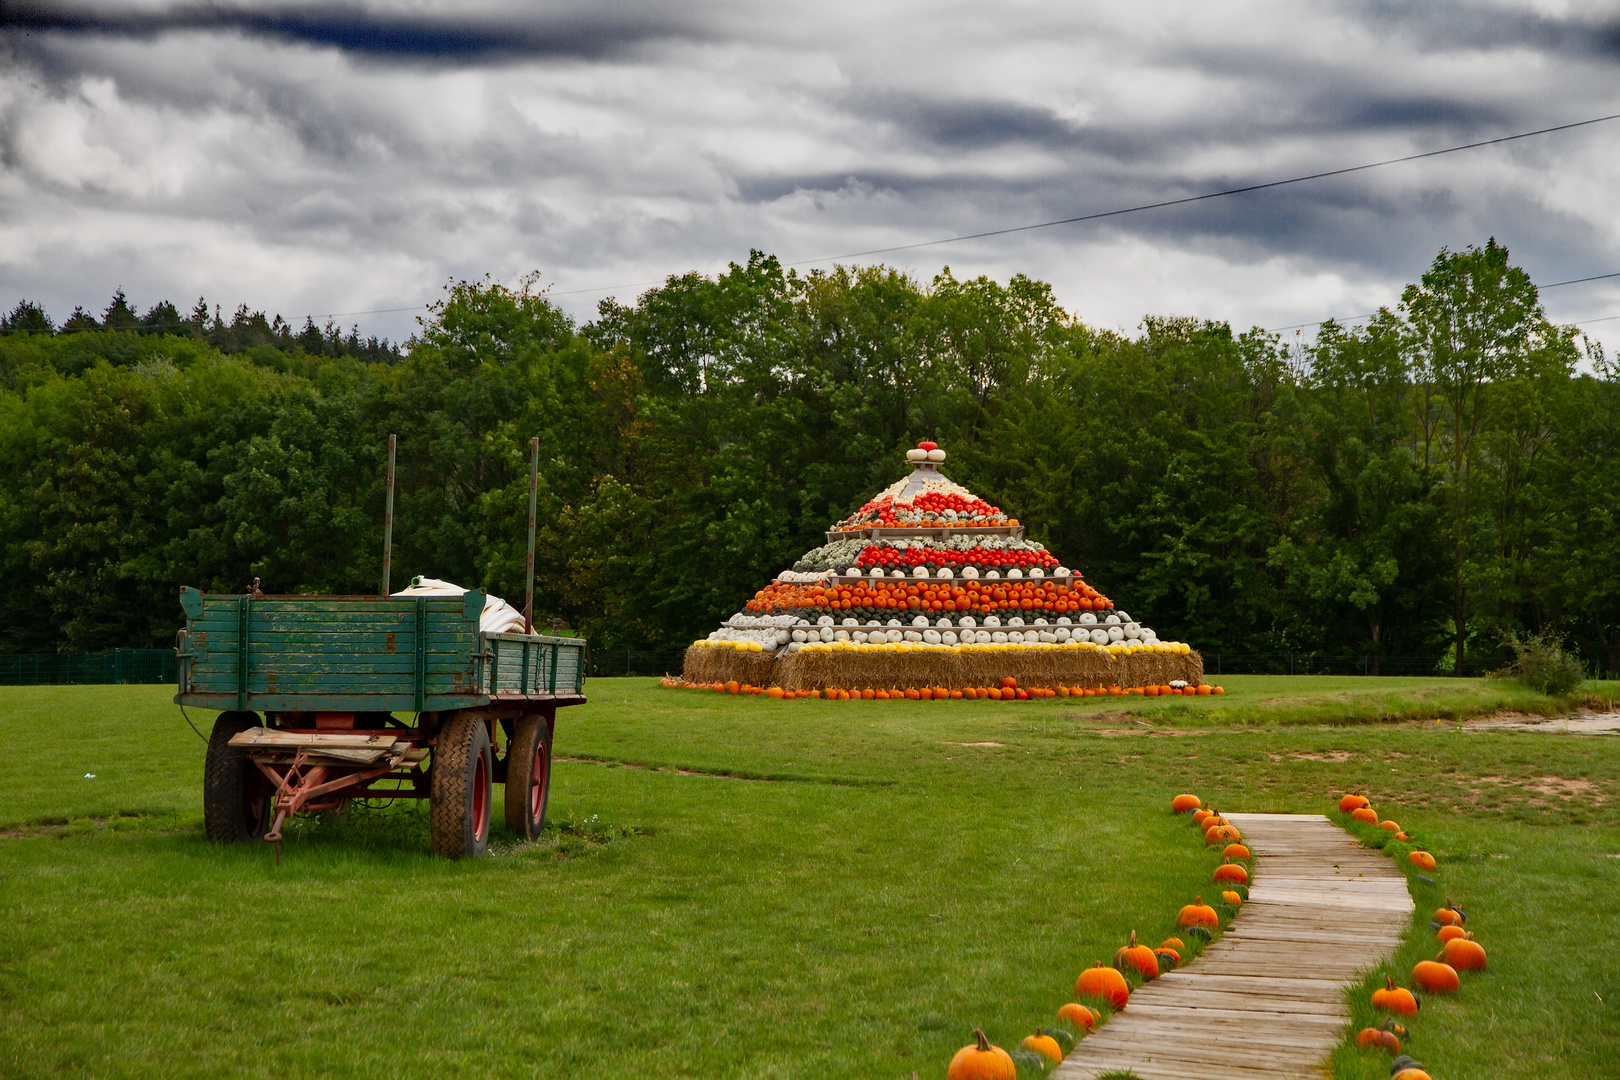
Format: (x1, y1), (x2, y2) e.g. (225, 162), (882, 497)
(1053, 813), (1413, 1080)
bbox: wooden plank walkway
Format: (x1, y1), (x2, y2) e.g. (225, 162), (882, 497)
(1053, 813), (1412, 1080)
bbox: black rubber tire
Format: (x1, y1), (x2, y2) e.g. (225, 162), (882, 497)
(430, 714), (492, 858)
(203, 711), (272, 843)
(503, 715), (553, 839)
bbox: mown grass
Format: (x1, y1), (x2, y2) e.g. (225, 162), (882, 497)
(0, 676), (1615, 1079)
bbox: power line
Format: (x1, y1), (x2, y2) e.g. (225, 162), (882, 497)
(7, 111), (1620, 333)
(780, 111), (1620, 265)
(1266, 268), (1620, 333)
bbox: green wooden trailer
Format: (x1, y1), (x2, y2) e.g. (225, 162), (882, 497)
(177, 434), (585, 858)
(176, 587), (586, 857)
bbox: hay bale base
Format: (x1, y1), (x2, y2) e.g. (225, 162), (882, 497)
(681, 646), (1203, 692)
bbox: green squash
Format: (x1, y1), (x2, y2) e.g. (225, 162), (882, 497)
(1009, 1048), (1050, 1075)
(1038, 1027), (1074, 1054)
(1186, 924), (1213, 941)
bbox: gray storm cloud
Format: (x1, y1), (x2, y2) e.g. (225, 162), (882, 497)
(2, 0), (1618, 346)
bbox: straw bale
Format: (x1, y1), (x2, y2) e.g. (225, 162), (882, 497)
(681, 646), (781, 688)
(681, 646), (1204, 693)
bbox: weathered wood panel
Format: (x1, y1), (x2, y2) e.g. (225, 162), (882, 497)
(1054, 813), (1412, 1080)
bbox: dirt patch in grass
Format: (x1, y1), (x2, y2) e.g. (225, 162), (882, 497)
(1268, 750), (1360, 762)
(945, 741), (1005, 748)
(1095, 729), (1204, 737)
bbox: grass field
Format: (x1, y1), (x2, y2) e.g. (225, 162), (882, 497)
(0, 675), (1616, 1079)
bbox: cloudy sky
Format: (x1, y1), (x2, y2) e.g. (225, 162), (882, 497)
(3, 0), (1619, 351)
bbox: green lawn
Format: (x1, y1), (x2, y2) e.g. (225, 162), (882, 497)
(0, 677), (1616, 1079)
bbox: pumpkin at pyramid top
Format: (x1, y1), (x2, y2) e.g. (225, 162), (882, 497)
(678, 442), (1203, 695)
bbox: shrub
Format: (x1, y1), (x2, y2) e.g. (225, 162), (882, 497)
(1493, 629), (1586, 696)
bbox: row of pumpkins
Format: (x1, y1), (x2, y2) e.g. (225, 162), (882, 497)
(663, 677), (1223, 700)
(945, 792), (1247, 1079)
(1338, 793), (1488, 1080)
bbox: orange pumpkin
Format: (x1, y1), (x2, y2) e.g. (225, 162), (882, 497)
(1155, 945), (1182, 963)
(947, 1029), (1016, 1080)
(1159, 936), (1185, 951)
(1437, 924), (1468, 943)
(1205, 824), (1241, 845)
(1176, 896), (1219, 929)
(1171, 793), (1202, 814)
(1412, 959), (1459, 993)
(1114, 931), (1158, 981)
(1379, 820), (1401, 832)
(1351, 807), (1379, 824)
(1355, 1027), (1401, 1053)
(1434, 900), (1466, 926)
(1407, 850), (1436, 871)
(1075, 962), (1130, 1009)
(1392, 1070), (1432, 1080)
(1338, 794), (1371, 813)
(1222, 843), (1251, 862)
(1371, 975), (1420, 1016)
(1213, 859), (1249, 885)
(1056, 1002), (1095, 1030)
(1191, 808), (1213, 827)
(1221, 889), (1243, 906)
(1441, 935), (1487, 971)
(1020, 1032), (1063, 1065)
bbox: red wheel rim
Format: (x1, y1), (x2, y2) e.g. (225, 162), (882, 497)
(529, 743), (548, 821)
(472, 751), (489, 842)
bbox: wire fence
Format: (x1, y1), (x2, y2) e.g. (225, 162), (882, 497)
(586, 649), (689, 678)
(1, 647), (1609, 686)
(1204, 653), (1489, 677)
(0, 649), (178, 686)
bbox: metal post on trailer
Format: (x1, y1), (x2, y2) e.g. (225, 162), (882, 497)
(525, 435), (539, 634)
(381, 433), (397, 596)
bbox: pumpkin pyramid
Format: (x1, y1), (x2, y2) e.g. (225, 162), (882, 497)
(677, 442), (1204, 697)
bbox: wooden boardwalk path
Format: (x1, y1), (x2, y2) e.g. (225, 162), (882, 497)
(1053, 813), (1413, 1080)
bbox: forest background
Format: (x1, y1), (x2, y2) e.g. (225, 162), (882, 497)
(1, 240), (1615, 676)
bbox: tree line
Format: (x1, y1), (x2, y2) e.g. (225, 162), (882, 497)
(1, 242), (1614, 676)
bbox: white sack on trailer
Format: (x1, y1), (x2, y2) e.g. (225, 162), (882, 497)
(391, 577), (529, 635)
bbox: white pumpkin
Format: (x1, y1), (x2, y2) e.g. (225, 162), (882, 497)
(926, 448), (946, 462)
(911, 615), (929, 627)
(906, 448), (928, 462)
(962, 566), (980, 579)
(936, 616), (954, 627)
(1089, 629), (1110, 645)
(937, 566), (954, 578)
(1106, 626), (1125, 642)
(985, 570), (1001, 579)
(912, 565), (929, 578)
(991, 631), (1009, 643)
(1008, 631), (1025, 644)
(1007, 568), (1023, 579)
(1054, 628), (1071, 642)
(903, 630), (923, 642)
(958, 616), (976, 628)
(1079, 612), (1097, 625)
(1030, 567), (1044, 578)
(1124, 622), (1141, 640)
(922, 629), (942, 644)
(1008, 616), (1024, 626)
(818, 615), (835, 626)
(984, 615), (1001, 627)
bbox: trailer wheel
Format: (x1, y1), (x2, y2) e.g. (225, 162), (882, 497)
(504, 715), (553, 839)
(431, 714), (492, 858)
(203, 711), (272, 843)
